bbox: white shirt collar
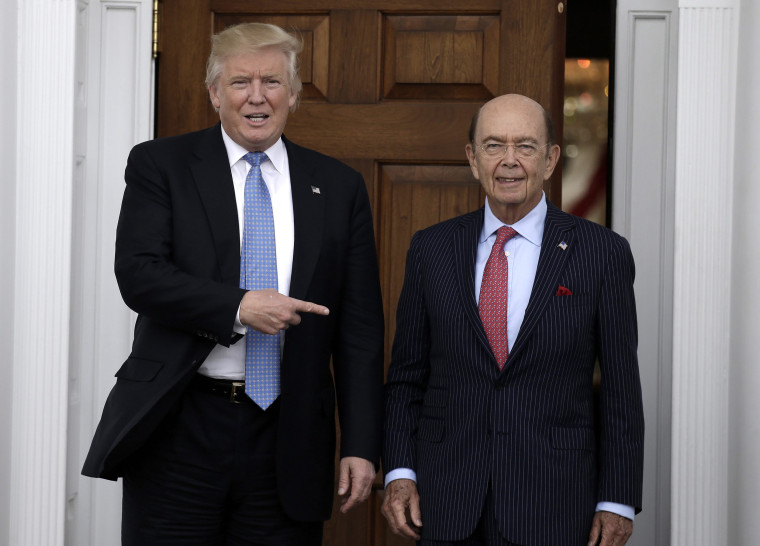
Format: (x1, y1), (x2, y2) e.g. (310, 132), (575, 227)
(480, 192), (547, 247)
(219, 126), (287, 174)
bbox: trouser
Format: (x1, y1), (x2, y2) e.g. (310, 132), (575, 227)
(121, 375), (322, 546)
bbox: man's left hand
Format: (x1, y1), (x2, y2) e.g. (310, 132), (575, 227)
(337, 456), (376, 513)
(587, 511), (633, 546)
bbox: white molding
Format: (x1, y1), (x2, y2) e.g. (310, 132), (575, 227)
(729, 0), (760, 542)
(67, 1), (154, 544)
(680, 0), (736, 7)
(0, 0), (18, 542)
(11, 1), (77, 545)
(612, 3), (678, 544)
(671, 4), (738, 545)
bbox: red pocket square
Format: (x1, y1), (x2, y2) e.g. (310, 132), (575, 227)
(556, 285), (572, 296)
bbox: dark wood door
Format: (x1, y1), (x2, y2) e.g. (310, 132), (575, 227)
(156, 2), (565, 544)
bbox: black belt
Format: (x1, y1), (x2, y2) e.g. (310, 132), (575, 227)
(191, 374), (248, 403)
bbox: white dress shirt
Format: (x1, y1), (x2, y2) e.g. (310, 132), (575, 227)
(198, 129), (294, 380)
(385, 193), (634, 521)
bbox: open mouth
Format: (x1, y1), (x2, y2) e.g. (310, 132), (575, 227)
(245, 114), (269, 123)
(497, 176), (523, 183)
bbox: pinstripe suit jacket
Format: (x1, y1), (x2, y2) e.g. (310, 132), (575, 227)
(384, 199), (644, 545)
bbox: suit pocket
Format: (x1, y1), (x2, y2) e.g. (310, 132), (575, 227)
(550, 426), (595, 451)
(554, 292), (592, 308)
(114, 356), (163, 382)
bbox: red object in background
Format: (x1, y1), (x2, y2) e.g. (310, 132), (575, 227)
(570, 148), (607, 220)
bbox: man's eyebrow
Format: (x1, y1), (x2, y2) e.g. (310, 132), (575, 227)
(226, 73), (251, 82)
(480, 134), (540, 144)
(226, 70), (284, 78)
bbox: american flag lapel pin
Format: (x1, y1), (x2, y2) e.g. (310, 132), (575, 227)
(558, 241), (568, 250)
(311, 185), (321, 195)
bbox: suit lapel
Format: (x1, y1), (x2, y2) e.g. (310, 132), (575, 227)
(453, 209), (493, 356)
(283, 137), (324, 301)
(189, 124), (241, 286)
(507, 201), (576, 363)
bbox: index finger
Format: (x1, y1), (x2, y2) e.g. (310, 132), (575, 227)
(293, 298), (330, 316)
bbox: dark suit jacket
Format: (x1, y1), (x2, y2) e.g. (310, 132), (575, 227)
(384, 200), (644, 545)
(82, 124), (384, 522)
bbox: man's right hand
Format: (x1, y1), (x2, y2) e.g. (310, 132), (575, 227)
(239, 289), (329, 334)
(381, 479), (423, 540)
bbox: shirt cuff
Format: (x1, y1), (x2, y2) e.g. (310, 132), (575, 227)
(384, 468), (417, 488)
(233, 304), (245, 334)
(595, 501), (635, 521)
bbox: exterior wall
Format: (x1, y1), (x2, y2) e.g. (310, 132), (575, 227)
(68, 1), (155, 545)
(0, 1), (153, 544)
(612, 2), (678, 543)
(0, 1), (18, 544)
(729, 0), (760, 542)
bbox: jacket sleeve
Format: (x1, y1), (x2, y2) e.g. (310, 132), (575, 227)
(115, 141), (245, 346)
(595, 235), (645, 512)
(383, 231), (432, 474)
(331, 172), (385, 466)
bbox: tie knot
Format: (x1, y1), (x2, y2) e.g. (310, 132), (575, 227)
(244, 151), (267, 167)
(495, 226), (518, 245)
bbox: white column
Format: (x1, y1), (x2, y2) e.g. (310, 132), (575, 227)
(11, 1), (77, 545)
(672, 1), (738, 544)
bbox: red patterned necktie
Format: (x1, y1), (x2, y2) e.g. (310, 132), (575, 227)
(479, 226), (517, 369)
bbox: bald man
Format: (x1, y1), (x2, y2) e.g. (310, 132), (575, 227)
(382, 94), (644, 546)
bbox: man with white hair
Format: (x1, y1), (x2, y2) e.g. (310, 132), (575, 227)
(83, 22), (384, 545)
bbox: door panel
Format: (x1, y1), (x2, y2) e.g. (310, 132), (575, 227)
(157, 2), (565, 544)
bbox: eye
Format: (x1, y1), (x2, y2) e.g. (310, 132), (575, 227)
(263, 78), (283, 90)
(483, 143), (503, 153)
(230, 80), (248, 89)
(516, 143), (537, 153)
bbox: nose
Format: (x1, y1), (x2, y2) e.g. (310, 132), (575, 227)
(247, 81), (266, 104)
(500, 146), (519, 167)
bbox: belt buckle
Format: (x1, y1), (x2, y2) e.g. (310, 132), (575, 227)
(230, 381), (245, 403)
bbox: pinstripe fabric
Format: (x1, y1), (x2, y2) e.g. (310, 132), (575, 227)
(384, 200), (644, 545)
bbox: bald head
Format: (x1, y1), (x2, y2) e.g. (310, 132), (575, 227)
(469, 94), (555, 147)
(464, 93), (561, 224)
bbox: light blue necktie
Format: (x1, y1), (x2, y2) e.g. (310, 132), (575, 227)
(240, 152), (280, 409)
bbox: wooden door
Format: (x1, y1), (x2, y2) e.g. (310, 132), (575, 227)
(156, 2), (565, 544)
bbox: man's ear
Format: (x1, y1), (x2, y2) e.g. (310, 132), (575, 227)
(543, 143), (561, 180)
(465, 143), (480, 180)
(208, 85), (220, 110)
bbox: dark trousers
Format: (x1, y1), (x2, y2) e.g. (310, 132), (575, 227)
(122, 377), (323, 546)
